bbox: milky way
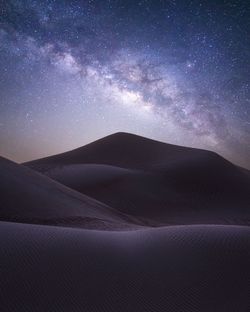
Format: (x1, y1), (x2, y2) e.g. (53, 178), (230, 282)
(0, 1), (249, 168)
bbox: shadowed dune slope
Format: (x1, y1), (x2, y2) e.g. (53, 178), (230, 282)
(0, 156), (139, 229)
(25, 133), (250, 225)
(0, 222), (250, 312)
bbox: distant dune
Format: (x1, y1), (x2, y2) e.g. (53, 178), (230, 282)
(1, 133), (250, 311)
(26, 132), (217, 169)
(26, 132), (250, 225)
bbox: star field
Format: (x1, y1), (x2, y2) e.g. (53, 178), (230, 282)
(0, 0), (249, 168)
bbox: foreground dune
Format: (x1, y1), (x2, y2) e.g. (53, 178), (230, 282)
(0, 222), (249, 312)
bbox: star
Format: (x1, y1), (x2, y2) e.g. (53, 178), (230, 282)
(0, 0), (248, 169)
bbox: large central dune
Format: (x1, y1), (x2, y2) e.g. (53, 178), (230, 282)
(25, 132), (229, 170)
(25, 132), (250, 225)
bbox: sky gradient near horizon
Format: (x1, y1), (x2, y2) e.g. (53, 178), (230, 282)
(0, 1), (249, 168)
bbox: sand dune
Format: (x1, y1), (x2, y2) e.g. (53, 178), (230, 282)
(26, 132), (217, 170)
(0, 156), (139, 229)
(1, 133), (250, 310)
(44, 163), (135, 188)
(25, 133), (250, 225)
(0, 221), (249, 312)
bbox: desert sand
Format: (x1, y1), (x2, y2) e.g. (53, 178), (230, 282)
(0, 133), (250, 311)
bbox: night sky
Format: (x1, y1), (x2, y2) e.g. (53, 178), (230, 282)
(0, 1), (249, 168)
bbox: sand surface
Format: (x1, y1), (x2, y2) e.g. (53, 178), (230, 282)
(1, 133), (250, 311)
(0, 222), (249, 312)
